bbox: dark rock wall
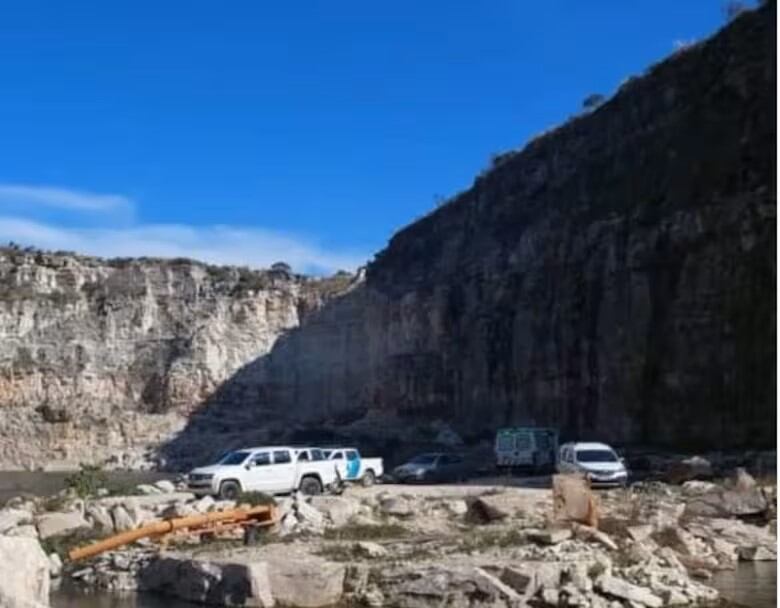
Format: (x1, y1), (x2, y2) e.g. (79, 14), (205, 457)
(227, 5), (776, 453)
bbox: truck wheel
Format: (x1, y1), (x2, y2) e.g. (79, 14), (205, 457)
(299, 476), (323, 496)
(219, 480), (241, 500)
(361, 469), (376, 487)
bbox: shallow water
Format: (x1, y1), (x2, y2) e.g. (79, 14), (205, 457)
(0, 471), (170, 504)
(51, 562), (777, 608)
(711, 562), (777, 608)
(52, 584), (200, 608)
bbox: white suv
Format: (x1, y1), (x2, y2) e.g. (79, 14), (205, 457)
(557, 442), (628, 487)
(187, 446), (338, 499)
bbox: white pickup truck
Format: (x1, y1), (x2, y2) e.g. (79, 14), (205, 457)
(323, 447), (384, 486)
(187, 446), (338, 499)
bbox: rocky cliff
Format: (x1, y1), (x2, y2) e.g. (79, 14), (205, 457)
(162, 4), (776, 467)
(0, 250), (354, 468)
(0, 5), (775, 470)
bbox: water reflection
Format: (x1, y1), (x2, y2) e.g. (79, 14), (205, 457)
(711, 562), (777, 608)
(52, 584), (199, 608)
(0, 471), (170, 503)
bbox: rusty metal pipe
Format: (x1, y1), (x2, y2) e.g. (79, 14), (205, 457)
(68, 505), (275, 562)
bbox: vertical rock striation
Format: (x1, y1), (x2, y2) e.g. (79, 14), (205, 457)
(0, 251), (352, 468)
(166, 4), (775, 465)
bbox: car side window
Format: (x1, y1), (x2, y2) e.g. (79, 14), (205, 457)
(332, 452), (344, 460)
(251, 452), (271, 466)
(311, 449), (325, 461)
(346, 451), (358, 461)
(297, 451), (310, 462)
(273, 450), (291, 464)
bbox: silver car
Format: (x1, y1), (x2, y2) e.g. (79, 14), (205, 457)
(391, 453), (469, 483)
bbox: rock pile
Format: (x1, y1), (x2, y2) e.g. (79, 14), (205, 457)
(0, 468), (775, 607)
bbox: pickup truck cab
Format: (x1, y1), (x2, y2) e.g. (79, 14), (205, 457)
(187, 446), (338, 499)
(323, 448), (383, 486)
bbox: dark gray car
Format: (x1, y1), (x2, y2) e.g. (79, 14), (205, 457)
(391, 453), (469, 483)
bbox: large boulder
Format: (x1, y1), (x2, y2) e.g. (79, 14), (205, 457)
(268, 555), (345, 607)
(192, 496), (215, 514)
(639, 501), (685, 531)
(552, 474), (597, 526)
(309, 496), (360, 527)
(685, 475), (768, 518)
(86, 504), (114, 532)
(732, 467), (758, 492)
(595, 575), (662, 607)
(686, 517), (776, 561)
(5, 525), (38, 539)
(0, 509), (32, 534)
(467, 492), (525, 523)
(142, 553), (344, 608)
(0, 537), (50, 607)
(110, 505), (136, 532)
(35, 511), (90, 539)
(380, 564), (547, 606)
(665, 456), (713, 484)
(295, 499), (326, 531)
(141, 557), (274, 607)
(154, 480), (177, 494)
(681, 480), (718, 496)
(378, 497), (413, 518)
(135, 484), (162, 496)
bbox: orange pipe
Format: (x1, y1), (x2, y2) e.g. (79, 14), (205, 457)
(68, 505), (276, 562)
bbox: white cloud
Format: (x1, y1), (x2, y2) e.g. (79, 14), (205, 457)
(0, 183), (369, 274)
(0, 183), (133, 214)
(0, 216), (367, 275)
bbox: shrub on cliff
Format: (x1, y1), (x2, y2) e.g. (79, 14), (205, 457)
(270, 261), (292, 275)
(582, 93), (605, 110)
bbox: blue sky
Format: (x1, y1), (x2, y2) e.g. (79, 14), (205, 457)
(0, 1), (735, 273)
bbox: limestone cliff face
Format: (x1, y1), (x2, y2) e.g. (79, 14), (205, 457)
(0, 251), (351, 468)
(163, 5), (776, 466)
(0, 6), (775, 470)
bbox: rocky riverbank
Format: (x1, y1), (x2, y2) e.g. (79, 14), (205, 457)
(0, 462), (775, 607)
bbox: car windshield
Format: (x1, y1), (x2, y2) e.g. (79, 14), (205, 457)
(218, 450), (250, 465)
(408, 454), (438, 465)
(576, 449), (618, 463)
